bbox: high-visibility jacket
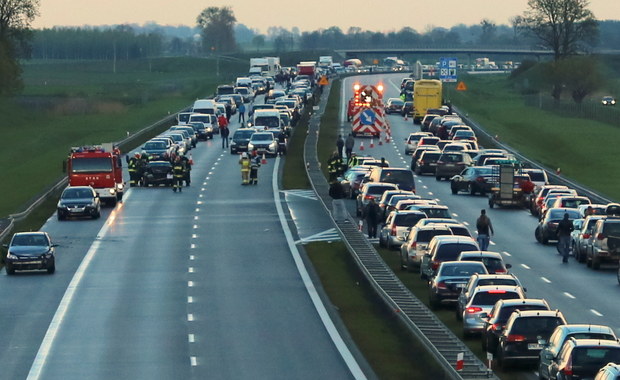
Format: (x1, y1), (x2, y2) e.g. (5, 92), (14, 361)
(128, 157), (138, 172)
(239, 158), (250, 172)
(173, 162), (185, 178)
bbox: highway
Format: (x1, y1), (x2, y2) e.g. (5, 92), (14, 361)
(339, 73), (620, 377)
(0, 94), (366, 379)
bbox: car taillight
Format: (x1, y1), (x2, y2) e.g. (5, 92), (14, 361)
(364, 195), (374, 200)
(562, 356), (573, 376)
(436, 281), (447, 289)
(548, 222), (558, 228)
(582, 233), (591, 239)
(506, 334), (526, 342)
(391, 225), (397, 236)
(431, 260), (439, 270)
(409, 241), (417, 250)
(488, 290), (506, 294)
(466, 307), (483, 313)
(597, 233), (605, 240)
(494, 268), (507, 274)
(476, 176), (485, 183)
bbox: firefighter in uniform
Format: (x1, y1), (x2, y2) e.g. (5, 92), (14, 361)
(250, 150), (261, 185)
(127, 153), (140, 187)
(135, 152), (148, 187)
(327, 151), (341, 183)
(239, 152), (251, 185)
(180, 154), (192, 186)
(172, 156), (185, 192)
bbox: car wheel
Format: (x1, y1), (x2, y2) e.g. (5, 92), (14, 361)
(435, 176), (441, 181)
(468, 184), (476, 195)
(592, 256), (601, 270)
(93, 210), (101, 219)
(586, 255), (592, 267)
(542, 232), (549, 245)
(6, 266), (15, 275)
(535, 226), (542, 243)
(47, 264), (56, 274)
(451, 185), (457, 195)
(379, 235), (385, 248)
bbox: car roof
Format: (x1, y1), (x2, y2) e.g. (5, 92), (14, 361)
(555, 324), (617, 336)
(494, 298), (548, 308)
(471, 285), (523, 294)
(431, 235), (476, 244)
(14, 231), (47, 237)
(566, 339), (620, 348)
(510, 309), (564, 318)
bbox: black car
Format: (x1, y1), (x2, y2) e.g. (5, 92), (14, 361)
(450, 166), (495, 195)
(428, 261), (488, 310)
(57, 186), (101, 220)
(385, 98), (405, 114)
(549, 338), (620, 380)
(189, 121), (212, 140)
(4, 232), (57, 274)
(415, 151), (442, 175)
(535, 208), (581, 244)
(481, 298), (550, 353)
(230, 128), (255, 154)
(496, 309), (566, 369)
(142, 140), (174, 160)
(142, 161), (173, 187)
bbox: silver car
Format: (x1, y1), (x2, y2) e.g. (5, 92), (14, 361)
(458, 285), (525, 337)
(400, 224), (453, 272)
(378, 210), (427, 250)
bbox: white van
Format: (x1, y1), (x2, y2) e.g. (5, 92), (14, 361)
(236, 77), (252, 88)
(251, 109), (282, 129)
(192, 99), (216, 114)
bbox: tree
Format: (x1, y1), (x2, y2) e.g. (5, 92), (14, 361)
(0, 0), (39, 95)
(252, 35), (265, 52)
(479, 19), (497, 45)
(560, 56), (602, 103)
(521, 0), (598, 61)
(196, 6), (236, 53)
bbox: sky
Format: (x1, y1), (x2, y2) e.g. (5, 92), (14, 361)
(34, 0), (620, 33)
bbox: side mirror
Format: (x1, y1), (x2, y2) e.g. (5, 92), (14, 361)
(51, 244), (59, 248)
(506, 263), (512, 269)
(479, 312), (488, 319)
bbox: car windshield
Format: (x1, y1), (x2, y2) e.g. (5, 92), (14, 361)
(472, 291), (520, 306)
(71, 157), (112, 173)
(417, 229), (452, 242)
(441, 154), (463, 162)
(234, 130), (254, 139)
(477, 278), (518, 288)
(62, 188), (93, 199)
(144, 142), (166, 150)
(510, 317), (563, 336)
(439, 263), (485, 277)
(394, 213), (425, 227)
(549, 209), (581, 220)
(189, 115), (209, 123)
(603, 222), (620, 235)
(12, 234), (48, 246)
(526, 171), (546, 182)
(178, 113), (190, 122)
(252, 133), (274, 142)
(381, 170), (413, 184)
(254, 117), (280, 128)
(461, 257), (504, 271)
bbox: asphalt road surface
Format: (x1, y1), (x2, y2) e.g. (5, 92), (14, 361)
(0, 94), (365, 380)
(340, 73), (620, 379)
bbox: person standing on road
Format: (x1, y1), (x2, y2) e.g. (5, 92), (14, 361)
(556, 213), (574, 263)
(172, 156), (185, 192)
(126, 153), (139, 187)
(476, 209), (494, 250)
(327, 151), (341, 183)
(225, 104), (232, 123)
(345, 133), (355, 158)
(239, 152), (251, 185)
(363, 198), (381, 239)
(249, 149), (261, 185)
(218, 113), (228, 132)
(336, 134), (344, 159)
(238, 103), (246, 124)
(221, 124), (230, 149)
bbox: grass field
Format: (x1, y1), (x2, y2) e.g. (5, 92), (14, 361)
(449, 73), (620, 201)
(306, 242), (446, 380)
(0, 57), (246, 217)
(317, 81), (342, 180)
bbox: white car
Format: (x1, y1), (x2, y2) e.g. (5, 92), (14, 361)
(247, 132), (278, 157)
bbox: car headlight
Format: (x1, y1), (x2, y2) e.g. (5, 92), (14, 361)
(248, 143), (254, 150)
(117, 183), (124, 191)
(6, 252), (17, 259)
(109, 188), (116, 195)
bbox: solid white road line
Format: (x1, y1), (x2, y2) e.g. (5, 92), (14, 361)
(272, 157), (367, 380)
(26, 191), (133, 380)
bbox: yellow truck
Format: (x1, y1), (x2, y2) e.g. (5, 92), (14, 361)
(413, 79), (442, 124)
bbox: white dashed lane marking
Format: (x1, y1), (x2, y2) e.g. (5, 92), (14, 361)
(521, 263), (531, 269)
(190, 357), (197, 366)
(541, 277), (551, 283)
(564, 292), (576, 299)
(591, 309), (603, 317)
(187, 314), (194, 321)
(502, 251), (511, 256)
(188, 267), (194, 273)
(190, 244), (196, 249)
(188, 281), (194, 287)
(188, 334), (195, 343)
(188, 296), (194, 303)
(462, 221), (469, 226)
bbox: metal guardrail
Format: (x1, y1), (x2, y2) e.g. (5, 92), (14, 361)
(304, 82), (497, 380)
(0, 110), (181, 242)
(454, 106), (614, 205)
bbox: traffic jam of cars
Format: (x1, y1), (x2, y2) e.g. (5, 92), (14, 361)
(4, 55), (321, 275)
(335, 75), (620, 377)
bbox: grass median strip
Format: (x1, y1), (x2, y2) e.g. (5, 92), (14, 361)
(305, 241), (445, 380)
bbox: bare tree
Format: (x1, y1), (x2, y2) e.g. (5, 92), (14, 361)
(521, 0), (598, 61)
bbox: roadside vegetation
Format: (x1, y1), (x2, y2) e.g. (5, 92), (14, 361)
(449, 71), (620, 201)
(306, 241), (446, 380)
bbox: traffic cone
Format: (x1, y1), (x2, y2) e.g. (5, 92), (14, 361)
(556, 167), (561, 175)
(358, 220), (363, 231)
(189, 153), (194, 166)
(378, 136), (383, 146)
(359, 141), (364, 151)
(261, 153), (267, 165)
(370, 138), (374, 148)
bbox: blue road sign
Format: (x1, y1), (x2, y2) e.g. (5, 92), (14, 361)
(360, 109), (376, 125)
(440, 57), (457, 82)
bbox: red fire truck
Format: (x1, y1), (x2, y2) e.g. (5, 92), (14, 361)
(349, 83), (387, 138)
(65, 143), (124, 205)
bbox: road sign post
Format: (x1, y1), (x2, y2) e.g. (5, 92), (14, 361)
(440, 57), (457, 83)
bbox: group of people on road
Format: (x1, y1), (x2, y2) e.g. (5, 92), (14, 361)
(127, 152), (149, 187)
(127, 151), (192, 192)
(239, 149), (261, 185)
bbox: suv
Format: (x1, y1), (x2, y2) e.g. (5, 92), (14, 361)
(400, 224), (454, 272)
(230, 128), (255, 154)
(4, 232), (57, 274)
(420, 235), (479, 280)
(573, 215), (607, 263)
(481, 298), (550, 353)
(435, 152), (473, 181)
(247, 131), (278, 157)
(539, 324), (618, 380)
(367, 167), (416, 192)
(588, 218), (620, 269)
(496, 310), (567, 369)
(379, 210), (427, 250)
(415, 151), (442, 175)
(595, 362), (620, 380)
(549, 338), (620, 380)
(457, 251), (511, 274)
(57, 186), (101, 220)
(457, 285), (525, 337)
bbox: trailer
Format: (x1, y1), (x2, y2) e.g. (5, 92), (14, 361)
(488, 162), (529, 208)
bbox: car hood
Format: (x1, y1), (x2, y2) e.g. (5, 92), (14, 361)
(9, 246), (51, 256)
